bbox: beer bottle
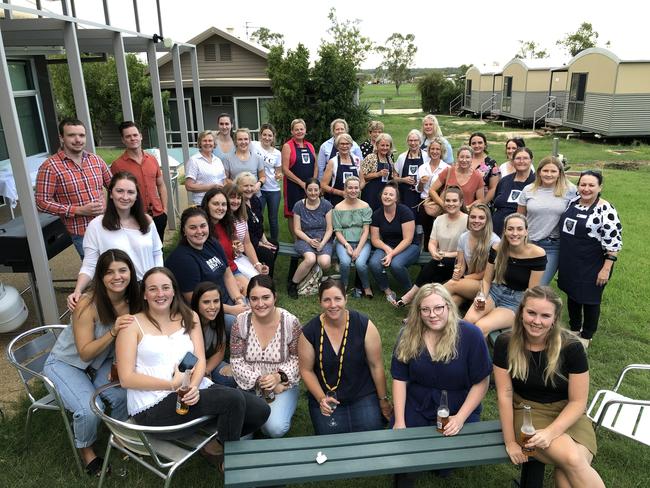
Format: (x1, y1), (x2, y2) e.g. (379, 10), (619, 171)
(436, 390), (450, 433)
(520, 404), (536, 455)
(175, 369), (191, 415)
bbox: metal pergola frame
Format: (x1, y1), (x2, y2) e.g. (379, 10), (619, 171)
(0, 1), (204, 323)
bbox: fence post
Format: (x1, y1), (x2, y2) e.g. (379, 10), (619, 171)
(552, 137), (559, 157)
(381, 99), (385, 116)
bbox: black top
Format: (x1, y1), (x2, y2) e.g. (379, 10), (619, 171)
(302, 310), (376, 405)
(371, 203), (415, 248)
(246, 195), (264, 247)
(492, 172), (535, 236)
(488, 247), (546, 291)
(493, 333), (588, 403)
(165, 238), (230, 297)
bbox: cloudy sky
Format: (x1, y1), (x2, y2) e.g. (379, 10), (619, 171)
(31, 0), (649, 68)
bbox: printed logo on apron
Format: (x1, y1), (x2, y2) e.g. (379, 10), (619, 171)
(301, 152), (311, 164)
(508, 189), (521, 203)
(563, 218), (577, 235)
(408, 165), (418, 176)
(342, 171), (353, 182)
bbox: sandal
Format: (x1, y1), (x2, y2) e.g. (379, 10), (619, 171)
(395, 299), (408, 308)
(85, 457), (110, 477)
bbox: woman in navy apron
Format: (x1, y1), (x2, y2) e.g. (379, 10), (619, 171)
(558, 171), (622, 345)
(322, 133), (362, 207)
(281, 118), (317, 238)
(395, 130), (427, 243)
(361, 132), (394, 211)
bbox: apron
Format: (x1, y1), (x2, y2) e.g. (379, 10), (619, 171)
(362, 157), (392, 211)
(558, 198), (609, 304)
(284, 139), (315, 216)
(327, 154), (359, 207)
(399, 151), (424, 220)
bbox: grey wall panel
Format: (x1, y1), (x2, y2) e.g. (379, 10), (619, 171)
(524, 92), (551, 120)
(582, 93), (613, 133)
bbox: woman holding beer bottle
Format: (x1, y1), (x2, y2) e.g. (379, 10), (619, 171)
(493, 286), (604, 487)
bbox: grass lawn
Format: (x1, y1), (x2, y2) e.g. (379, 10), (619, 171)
(2, 117), (649, 487)
(360, 83), (421, 110)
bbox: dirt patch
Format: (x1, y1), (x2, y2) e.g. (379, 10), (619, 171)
(452, 131), (544, 141)
(606, 149), (638, 155)
(451, 120), (487, 126)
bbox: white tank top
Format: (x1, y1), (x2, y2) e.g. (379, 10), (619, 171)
(127, 316), (212, 416)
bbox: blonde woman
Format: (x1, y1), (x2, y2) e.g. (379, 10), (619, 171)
(493, 286), (604, 487)
(361, 132), (394, 211)
(420, 114), (453, 163)
(184, 130), (227, 205)
(392, 283), (491, 431)
(322, 133), (365, 206)
(317, 118), (362, 179)
(464, 213), (546, 335)
(222, 128), (265, 189)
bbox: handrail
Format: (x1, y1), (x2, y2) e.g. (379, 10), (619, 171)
(532, 96), (556, 130)
(479, 94), (497, 120)
(449, 94), (463, 114)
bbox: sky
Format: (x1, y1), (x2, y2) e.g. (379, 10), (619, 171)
(28, 0), (650, 68)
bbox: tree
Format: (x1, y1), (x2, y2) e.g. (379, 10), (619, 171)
(376, 33), (417, 95)
(516, 40), (549, 59)
(49, 54), (168, 145)
(417, 68), (466, 115)
(250, 27), (284, 50)
(557, 22), (600, 57)
(325, 7), (374, 71)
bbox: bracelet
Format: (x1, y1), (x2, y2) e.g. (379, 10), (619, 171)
(604, 255), (618, 262)
(254, 262), (262, 268)
(110, 328), (117, 338)
(378, 395), (389, 401)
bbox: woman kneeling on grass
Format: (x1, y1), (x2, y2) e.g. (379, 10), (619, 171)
(493, 286), (605, 487)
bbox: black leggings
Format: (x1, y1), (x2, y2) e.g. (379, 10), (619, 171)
(134, 384), (270, 442)
(567, 298), (601, 340)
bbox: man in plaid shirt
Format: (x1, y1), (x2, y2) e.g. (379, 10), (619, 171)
(35, 119), (112, 259)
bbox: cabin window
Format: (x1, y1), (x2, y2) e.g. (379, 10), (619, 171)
(567, 73), (587, 124)
(219, 44), (232, 62)
(502, 77), (513, 113)
(204, 44), (217, 62)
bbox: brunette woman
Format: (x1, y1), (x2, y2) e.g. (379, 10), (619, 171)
(428, 145), (484, 210)
(494, 286), (605, 487)
(499, 137), (526, 178)
(250, 123), (282, 241)
(464, 213), (546, 335)
(359, 120), (384, 158)
(213, 113), (235, 160)
(185, 130), (227, 205)
(322, 133), (365, 207)
(468, 132), (499, 204)
(361, 132), (395, 211)
(222, 128), (265, 189)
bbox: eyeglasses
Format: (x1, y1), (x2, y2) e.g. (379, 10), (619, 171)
(420, 304), (447, 316)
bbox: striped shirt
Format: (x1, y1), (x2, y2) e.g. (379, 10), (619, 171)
(35, 150), (112, 236)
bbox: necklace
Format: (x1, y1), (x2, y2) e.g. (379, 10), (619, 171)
(318, 311), (349, 392)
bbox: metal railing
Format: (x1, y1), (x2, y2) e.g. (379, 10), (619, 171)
(479, 94), (498, 120)
(532, 96), (557, 130)
(449, 94), (463, 114)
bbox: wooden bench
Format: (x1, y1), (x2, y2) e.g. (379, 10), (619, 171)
(224, 420), (513, 487)
(277, 241), (432, 266)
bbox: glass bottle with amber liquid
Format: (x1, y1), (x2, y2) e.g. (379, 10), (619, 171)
(436, 390), (449, 433)
(175, 369), (192, 415)
(520, 404), (536, 456)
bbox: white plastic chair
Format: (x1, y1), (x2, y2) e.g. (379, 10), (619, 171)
(91, 383), (219, 488)
(6, 325), (84, 474)
(587, 363), (650, 446)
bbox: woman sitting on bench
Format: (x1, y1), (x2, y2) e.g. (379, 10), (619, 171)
(493, 286), (605, 487)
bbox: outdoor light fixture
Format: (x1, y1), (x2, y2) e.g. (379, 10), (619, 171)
(0, 282), (28, 333)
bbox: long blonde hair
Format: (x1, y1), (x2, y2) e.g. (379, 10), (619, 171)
(395, 284), (460, 364)
(494, 213), (528, 284)
(507, 286), (575, 386)
(467, 203), (494, 274)
(530, 156), (570, 197)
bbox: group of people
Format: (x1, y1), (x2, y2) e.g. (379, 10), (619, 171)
(33, 114), (619, 485)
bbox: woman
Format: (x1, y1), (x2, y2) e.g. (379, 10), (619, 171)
(230, 275), (302, 438)
(213, 113), (235, 160)
(445, 204), (500, 306)
(464, 213), (546, 335)
(281, 118), (317, 236)
(237, 172), (278, 277)
(117, 267), (270, 469)
(288, 178), (334, 298)
(517, 156), (576, 285)
(493, 286), (605, 487)
(68, 171), (162, 310)
(191, 282), (236, 387)
(499, 137), (526, 178)
(222, 128), (265, 189)
(361, 132), (394, 211)
(420, 114), (454, 164)
(200, 188), (247, 292)
(558, 170), (622, 344)
(185, 130), (227, 205)
(469, 132), (499, 204)
(492, 147), (536, 236)
(164, 207), (248, 326)
(396, 187), (468, 307)
(393, 284), (491, 433)
(417, 137), (450, 249)
(317, 118), (362, 179)
(45, 250), (135, 475)
(250, 123), (282, 241)
(333, 176), (373, 297)
(369, 182), (420, 304)
(359, 120), (384, 158)
(299, 279), (392, 434)
(395, 129), (429, 223)
(428, 145), (484, 209)
(322, 133), (365, 206)
(224, 182), (269, 278)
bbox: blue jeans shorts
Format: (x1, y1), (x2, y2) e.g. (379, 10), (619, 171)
(489, 283), (524, 312)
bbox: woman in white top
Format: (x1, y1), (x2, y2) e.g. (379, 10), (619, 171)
(185, 130), (227, 205)
(420, 114), (453, 164)
(498, 137), (526, 178)
(250, 123), (282, 242)
(116, 267), (270, 464)
(68, 172), (162, 310)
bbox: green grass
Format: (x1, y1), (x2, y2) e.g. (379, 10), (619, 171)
(360, 83), (421, 110)
(3, 116), (650, 487)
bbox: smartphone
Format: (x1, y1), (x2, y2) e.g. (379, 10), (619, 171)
(178, 351), (198, 372)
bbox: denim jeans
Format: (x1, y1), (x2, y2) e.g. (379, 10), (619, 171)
(259, 385), (299, 438)
(210, 360), (237, 388)
(309, 393), (385, 435)
(259, 190), (281, 242)
(70, 233), (84, 259)
(44, 355), (128, 448)
(369, 244), (420, 292)
(533, 237), (560, 286)
(336, 241), (371, 289)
